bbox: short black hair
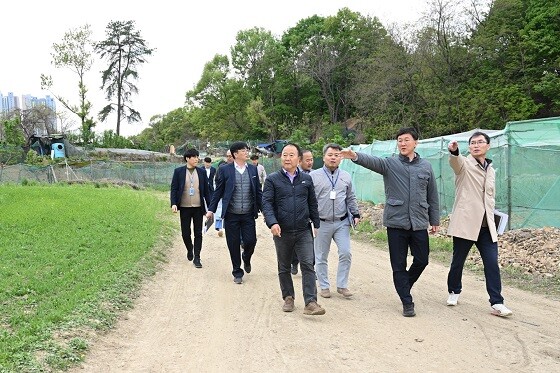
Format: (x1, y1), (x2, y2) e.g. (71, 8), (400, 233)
(183, 148), (199, 161)
(282, 142), (302, 157)
(229, 142), (249, 159)
(396, 127), (419, 140)
(468, 131), (490, 144)
(250, 155), (259, 161)
(322, 143), (342, 155)
(204, 157), (212, 163)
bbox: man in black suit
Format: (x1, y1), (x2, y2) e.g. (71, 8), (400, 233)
(170, 148), (212, 268)
(206, 142), (262, 284)
(203, 156), (217, 192)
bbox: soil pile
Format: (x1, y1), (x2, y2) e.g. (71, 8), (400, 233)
(358, 202), (559, 278)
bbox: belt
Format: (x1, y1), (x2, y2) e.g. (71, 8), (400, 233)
(320, 213), (348, 222)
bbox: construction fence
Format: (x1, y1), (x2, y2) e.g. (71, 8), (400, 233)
(341, 117), (560, 230)
(0, 160), (179, 188)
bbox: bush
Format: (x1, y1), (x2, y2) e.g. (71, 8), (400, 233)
(25, 150), (47, 165)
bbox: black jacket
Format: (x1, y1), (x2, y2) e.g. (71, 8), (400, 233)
(170, 166), (211, 212)
(262, 169), (320, 232)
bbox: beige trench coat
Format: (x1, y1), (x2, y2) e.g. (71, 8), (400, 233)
(447, 154), (498, 242)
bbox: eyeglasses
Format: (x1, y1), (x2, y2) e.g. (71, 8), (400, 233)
(469, 140), (488, 146)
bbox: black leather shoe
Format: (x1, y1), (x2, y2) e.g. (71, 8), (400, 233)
(193, 257), (202, 268)
(403, 302), (416, 317)
(186, 249), (194, 261)
(291, 264), (298, 275)
(244, 262), (252, 274)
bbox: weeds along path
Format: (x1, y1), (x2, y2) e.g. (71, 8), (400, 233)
(71, 217), (560, 372)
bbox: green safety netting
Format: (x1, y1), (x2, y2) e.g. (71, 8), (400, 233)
(341, 117), (560, 229)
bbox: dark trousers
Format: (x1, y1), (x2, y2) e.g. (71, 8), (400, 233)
(291, 252), (299, 268)
(274, 229), (317, 305)
(224, 212), (257, 278)
(179, 207), (204, 257)
(447, 227), (504, 305)
(387, 227), (429, 305)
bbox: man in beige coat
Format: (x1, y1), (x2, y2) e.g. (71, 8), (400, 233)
(446, 132), (512, 317)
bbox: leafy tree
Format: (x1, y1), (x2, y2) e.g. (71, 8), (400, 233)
(95, 130), (132, 148)
(521, 0), (560, 115)
(464, 0), (540, 127)
(186, 54), (252, 140)
(230, 27), (290, 140)
(2, 117), (25, 146)
(40, 24), (96, 143)
(95, 20), (155, 135)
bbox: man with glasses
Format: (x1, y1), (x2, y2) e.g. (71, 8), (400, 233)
(340, 128), (440, 317)
(207, 142), (262, 284)
(445, 132), (512, 317)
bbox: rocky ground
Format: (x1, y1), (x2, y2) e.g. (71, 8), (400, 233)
(358, 202), (560, 278)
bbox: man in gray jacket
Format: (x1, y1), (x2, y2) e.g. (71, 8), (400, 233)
(341, 128), (439, 317)
(311, 143), (360, 300)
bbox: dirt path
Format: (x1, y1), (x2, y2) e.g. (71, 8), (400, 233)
(71, 217), (560, 372)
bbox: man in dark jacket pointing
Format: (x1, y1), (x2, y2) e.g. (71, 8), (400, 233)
(262, 143), (325, 316)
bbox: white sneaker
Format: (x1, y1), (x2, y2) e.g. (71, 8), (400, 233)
(491, 304), (513, 317)
(447, 292), (460, 306)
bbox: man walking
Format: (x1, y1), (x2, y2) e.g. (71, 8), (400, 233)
(214, 150), (233, 237)
(207, 142), (262, 284)
(262, 143), (325, 315)
(203, 156), (216, 192)
(310, 144), (360, 300)
(250, 154), (267, 187)
(170, 148), (212, 268)
(446, 133), (512, 317)
(341, 128), (439, 317)
(299, 149), (314, 173)
(291, 149), (314, 275)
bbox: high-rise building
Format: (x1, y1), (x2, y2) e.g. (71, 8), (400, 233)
(1, 91), (58, 134)
(0, 91), (21, 114)
(21, 94), (56, 112)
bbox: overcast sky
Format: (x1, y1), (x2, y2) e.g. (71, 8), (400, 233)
(1, 0), (428, 137)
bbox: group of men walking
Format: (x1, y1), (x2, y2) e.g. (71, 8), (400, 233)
(170, 128), (513, 318)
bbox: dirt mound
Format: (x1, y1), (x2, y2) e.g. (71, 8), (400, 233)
(491, 227), (560, 277)
(358, 202), (560, 278)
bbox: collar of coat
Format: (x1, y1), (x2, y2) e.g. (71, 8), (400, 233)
(467, 154), (492, 170)
(398, 152), (420, 163)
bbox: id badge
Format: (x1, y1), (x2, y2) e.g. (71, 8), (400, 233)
(329, 190), (336, 200)
(189, 187), (195, 196)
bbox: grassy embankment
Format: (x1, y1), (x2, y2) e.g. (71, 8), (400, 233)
(0, 183), (176, 372)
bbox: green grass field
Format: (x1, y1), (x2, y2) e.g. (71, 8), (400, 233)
(1, 184), (556, 372)
(0, 183), (175, 372)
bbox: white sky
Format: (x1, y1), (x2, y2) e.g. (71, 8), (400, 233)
(1, 0), (427, 137)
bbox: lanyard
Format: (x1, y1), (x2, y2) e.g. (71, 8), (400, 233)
(323, 167), (339, 190)
(187, 169), (195, 187)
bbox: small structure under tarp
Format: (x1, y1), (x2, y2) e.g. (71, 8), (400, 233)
(28, 134), (82, 158)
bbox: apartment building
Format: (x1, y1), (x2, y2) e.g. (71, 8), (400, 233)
(0, 91), (57, 135)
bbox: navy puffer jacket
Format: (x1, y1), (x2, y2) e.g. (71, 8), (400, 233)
(262, 170), (320, 232)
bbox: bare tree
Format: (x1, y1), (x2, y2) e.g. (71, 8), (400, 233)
(40, 24), (96, 143)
